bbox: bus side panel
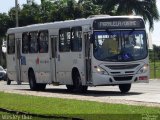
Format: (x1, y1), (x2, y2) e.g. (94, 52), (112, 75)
(20, 54), (29, 82)
(7, 55), (17, 81)
(49, 29), (59, 84)
(56, 52), (73, 85)
(38, 53), (51, 83)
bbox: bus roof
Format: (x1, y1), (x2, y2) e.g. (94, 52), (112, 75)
(7, 15), (143, 34)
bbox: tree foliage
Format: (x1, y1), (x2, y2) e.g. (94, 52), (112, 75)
(93, 0), (160, 30)
(0, 13), (14, 37)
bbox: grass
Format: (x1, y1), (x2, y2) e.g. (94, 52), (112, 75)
(150, 61), (160, 79)
(0, 92), (160, 120)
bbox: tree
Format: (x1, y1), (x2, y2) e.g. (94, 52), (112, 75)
(78, 0), (101, 18)
(8, 6), (21, 27)
(0, 13), (14, 66)
(93, 0), (160, 30)
(40, 0), (55, 22)
(19, 2), (40, 26)
(49, 0), (81, 21)
(0, 13), (14, 37)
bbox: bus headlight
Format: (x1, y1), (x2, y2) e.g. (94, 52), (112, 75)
(95, 66), (108, 75)
(137, 64), (149, 74)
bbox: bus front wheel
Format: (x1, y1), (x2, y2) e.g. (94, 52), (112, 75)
(119, 84), (131, 93)
(7, 78), (11, 85)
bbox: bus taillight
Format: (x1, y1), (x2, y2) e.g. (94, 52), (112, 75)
(139, 76), (148, 80)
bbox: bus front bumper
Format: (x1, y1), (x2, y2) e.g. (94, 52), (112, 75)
(91, 72), (149, 86)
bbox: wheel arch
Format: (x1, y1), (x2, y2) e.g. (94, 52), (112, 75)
(71, 67), (85, 85)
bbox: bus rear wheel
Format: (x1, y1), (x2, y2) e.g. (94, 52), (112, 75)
(119, 84), (131, 93)
(29, 71), (46, 91)
(73, 72), (88, 93)
(37, 84), (46, 91)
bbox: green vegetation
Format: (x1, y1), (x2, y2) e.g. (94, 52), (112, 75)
(0, 92), (159, 120)
(150, 61), (160, 79)
(149, 45), (160, 79)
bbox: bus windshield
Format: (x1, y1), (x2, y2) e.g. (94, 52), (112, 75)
(93, 30), (147, 62)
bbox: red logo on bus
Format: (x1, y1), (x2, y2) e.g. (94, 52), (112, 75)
(36, 57), (39, 64)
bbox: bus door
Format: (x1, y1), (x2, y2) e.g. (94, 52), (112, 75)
(7, 34), (16, 82)
(50, 35), (58, 83)
(84, 32), (92, 84)
(15, 38), (21, 84)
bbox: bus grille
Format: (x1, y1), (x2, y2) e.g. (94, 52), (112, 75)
(114, 76), (133, 81)
(106, 64), (139, 70)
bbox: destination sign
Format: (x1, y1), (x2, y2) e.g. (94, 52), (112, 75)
(93, 18), (145, 29)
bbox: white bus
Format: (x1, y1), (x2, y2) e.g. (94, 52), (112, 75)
(6, 15), (149, 93)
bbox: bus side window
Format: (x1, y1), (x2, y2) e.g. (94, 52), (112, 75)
(71, 27), (82, 52)
(59, 28), (71, 52)
(29, 31), (38, 53)
(22, 32), (29, 54)
(38, 31), (48, 53)
(7, 34), (15, 54)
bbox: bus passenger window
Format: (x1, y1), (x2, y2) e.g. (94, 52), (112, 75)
(39, 31), (48, 53)
(7, 34), (15, 54)
(71, 27), (82, 52)
(59, 28), (71, 52)
(29, 32), (38, 53)
(22, 33), (29, 53)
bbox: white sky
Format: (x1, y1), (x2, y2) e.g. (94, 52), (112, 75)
(151, 0), (160, 46)
(0, 0), (41, 13)
(0, 0), (160, 45)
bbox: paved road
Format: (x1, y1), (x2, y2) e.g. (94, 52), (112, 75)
(0, 80), (160, 107)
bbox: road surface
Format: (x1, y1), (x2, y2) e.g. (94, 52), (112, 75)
(0, 80), (160, 107)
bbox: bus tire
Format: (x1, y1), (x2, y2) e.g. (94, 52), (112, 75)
(28, 71), (38, 90)
(29, 71), (37, 90)
(119, 84), (131, 93)
(73, 72), (88, 93)
(66, 85), (74, 92)
(29, 71), (46, 91)
(7, 78), (11, 85)
(37, 84), (46, 91)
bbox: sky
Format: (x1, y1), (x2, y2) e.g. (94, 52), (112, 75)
(0, 0), (160, 46)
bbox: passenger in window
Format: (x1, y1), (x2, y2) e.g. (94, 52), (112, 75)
(23, 34), (29, 53)
(39, 32), (48, 53)
(121, 36), (134, 60)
